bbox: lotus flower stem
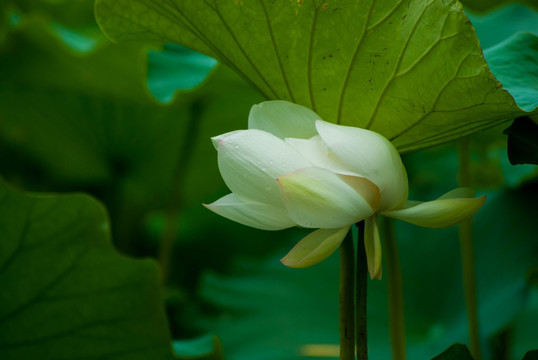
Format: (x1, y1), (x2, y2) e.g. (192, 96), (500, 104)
(339, 228), (355, 360)
(356, 221), (368, 360)
(382, 217), (406, 360)
(339, 229), (356, 359)
(158, 101), (202, 284)
(458, 137), (482, 360)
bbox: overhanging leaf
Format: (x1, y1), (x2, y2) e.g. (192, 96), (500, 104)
(0, 182), (174, 360)
(460, 0), (538, 13)
(466, 4), (538, 50)
(484, 32), (538, 112)
(95, 0), (538, 152)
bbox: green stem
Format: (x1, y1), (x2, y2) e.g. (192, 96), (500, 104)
(339, 229), (355, 360)
(458, 137), (482, 360)
(158, 100), (203, 284)
(356, 221), (368, 360)
(382, 217), (406, 360)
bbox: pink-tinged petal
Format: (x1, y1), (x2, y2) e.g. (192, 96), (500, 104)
(204, 193), (296, 231)
(381, 189), (486, 228)
(315, 120), (408, 211)
(211, 130), (243, 150)
(217, 129), (310, 207)
(364, 216), (382, 280)
(277, 167), (377, 229)
(281, 227), (350, 268)
(248, 101), (320, 139)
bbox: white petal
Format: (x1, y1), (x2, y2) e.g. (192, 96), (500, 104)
(204, 193), (296, 230)
(316, 120), (408, 211)
(285, 135), (358, 176)
(381, 190), (486, 228)
(217, 129), (311, 207)
(277, 167), (377, 229)
(364, 216), (382, 280)
(248, 100), (320, 139)
(281, 227), (350, 268)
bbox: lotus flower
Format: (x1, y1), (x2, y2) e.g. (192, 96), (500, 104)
(204, 101), (485, 279)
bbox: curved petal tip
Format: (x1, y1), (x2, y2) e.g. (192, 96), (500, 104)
(382, 191), (486, 229)
(281, 227), (350, 268)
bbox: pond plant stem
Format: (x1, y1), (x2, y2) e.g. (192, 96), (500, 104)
(339, 229), (355, 360)
(382, 217), (406, 360)
(158, 100), (203, 284)
(356, 221), (368, 360)
(458, 137), (482, 360)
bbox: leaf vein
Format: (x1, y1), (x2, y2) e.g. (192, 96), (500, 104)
(336, 0), (376, 124)
(203, 0), (279, 99)
(389, 51), (475, 141)
(259, 0), (295, 102)
(0, 203), (33, 275)
(365, 0), (436, 129)
(162, 0), (271, 99)
(0, 215), (89, 324)
(398, 117), (510, 152)
(394, 12), (452, 78)
(307, 0), (324, 111)
(162, 0), (271, 98)
(366, 0), (405, 32)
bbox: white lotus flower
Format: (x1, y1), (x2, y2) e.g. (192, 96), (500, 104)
(204, 101), (486, 279)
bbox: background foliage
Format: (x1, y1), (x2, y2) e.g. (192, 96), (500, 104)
(1, 0), (537, 359)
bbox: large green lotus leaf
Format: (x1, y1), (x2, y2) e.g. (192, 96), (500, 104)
(0, 182), (175, 360)
(484, 32), (538, 112)
(460, 0), (538, 12)
(198, 171), (538, 359)
(95, 0), (537, 152)
(466, 4), (538, 50)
